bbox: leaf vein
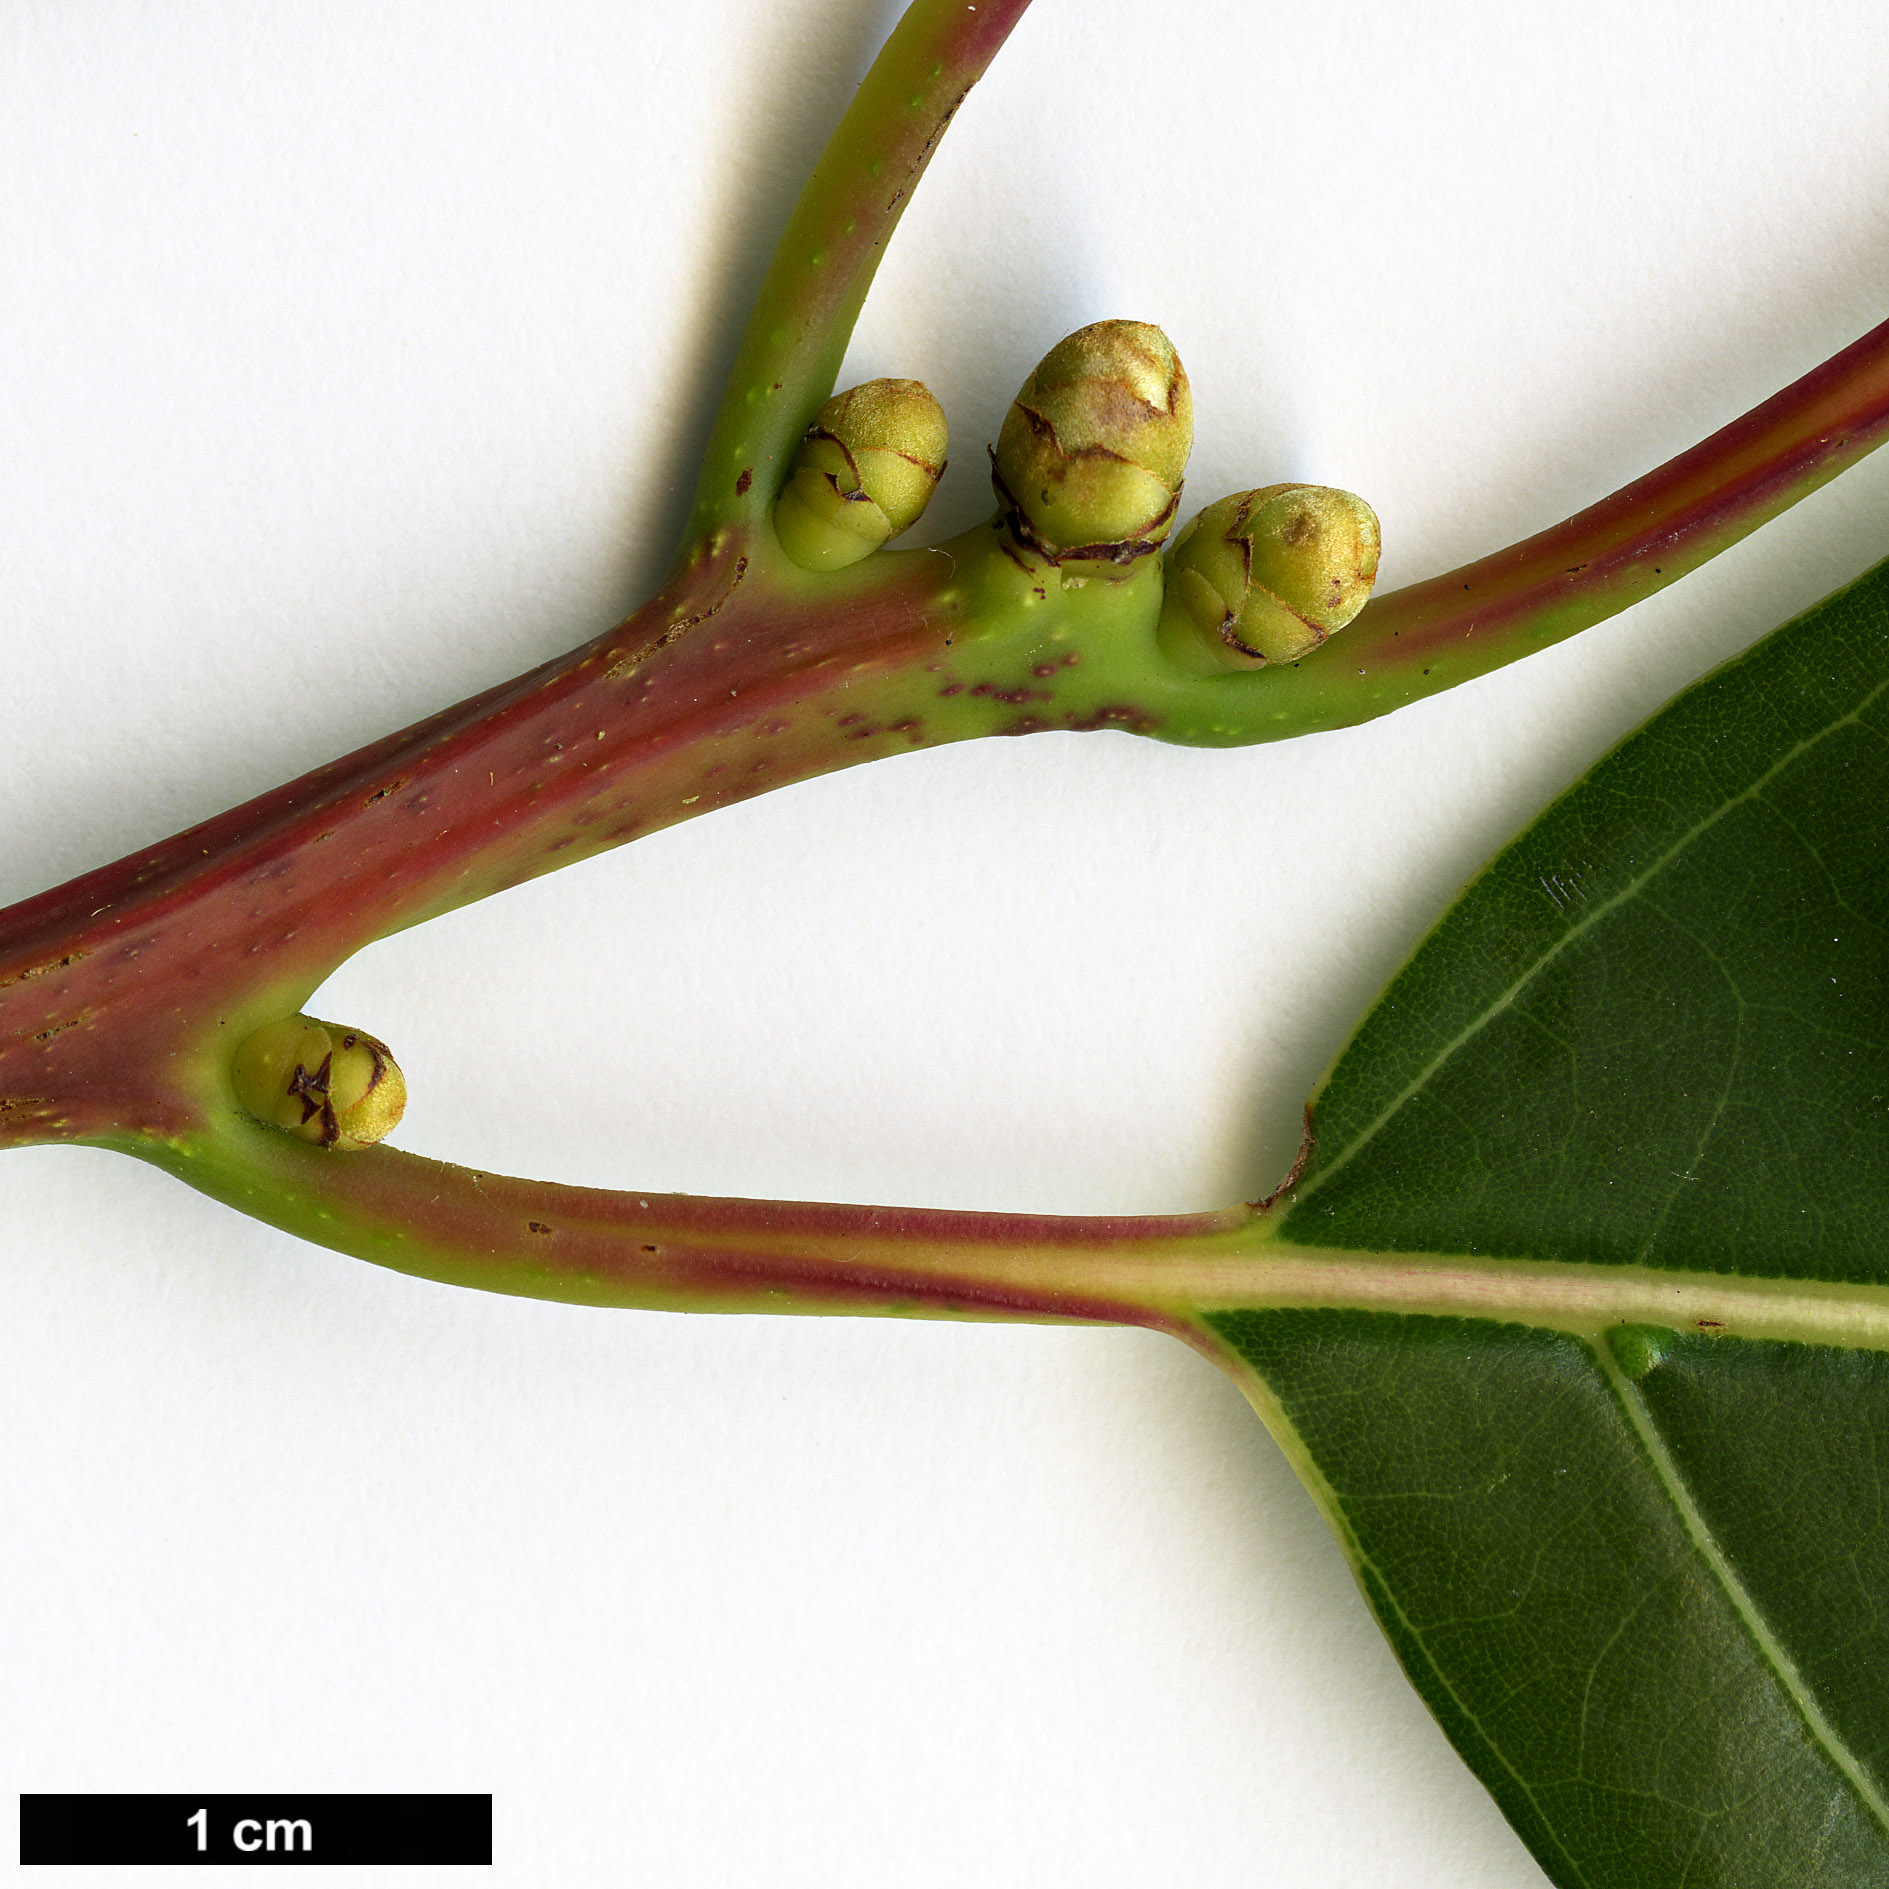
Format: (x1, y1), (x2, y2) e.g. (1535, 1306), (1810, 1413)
(1629, 899), (1747, 1265)
(1596, 1341), (1889, 1836)
(1296, 669), (1889, 1206)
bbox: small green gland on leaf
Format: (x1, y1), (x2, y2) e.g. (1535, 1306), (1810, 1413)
(231, 1015), (407, 1151)
(992, 319), (1193, 564)
(773, 378), (948, 572)
(1158, 483), (1382, 670)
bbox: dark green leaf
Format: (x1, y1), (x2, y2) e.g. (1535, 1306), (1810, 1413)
(1280, 560), (1889, 1282)
(1207, 1312), (1889, 1886)
(1200, 561), (1889, 1885)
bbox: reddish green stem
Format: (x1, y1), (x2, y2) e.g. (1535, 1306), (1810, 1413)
(8, 304), (1889, 1155)
(148, 1122), (1248, 1331)
(0, 535), (1169, 1145)
(4, 0), (1888, 1311)
(1179, 315), (1889, 743)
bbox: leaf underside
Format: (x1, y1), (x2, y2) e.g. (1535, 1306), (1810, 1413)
(1206, 562), (1889, 1886)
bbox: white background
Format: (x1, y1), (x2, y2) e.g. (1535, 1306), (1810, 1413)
(3, 0), (1888, 1882)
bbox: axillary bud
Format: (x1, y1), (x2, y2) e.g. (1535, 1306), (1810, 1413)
(231, 1015), (407, 1151)
(1159, 483), (1381, 668)
(992, 320), (1192, 564)
(773, 379), (948, 572)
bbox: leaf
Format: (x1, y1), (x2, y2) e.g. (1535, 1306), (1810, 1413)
(1280, 563), (1889, 1280)
(1199, 560), (1889, 1885)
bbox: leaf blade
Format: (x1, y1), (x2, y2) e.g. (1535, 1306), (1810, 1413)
(1203, 1310), (1889, 1888)
(1204, 563), (1889, 1883)
(1620, 1332), (1889, 1796)
(1279, 560), (1889, 1282)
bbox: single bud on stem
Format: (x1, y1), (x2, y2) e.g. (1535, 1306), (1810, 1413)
(231, 1016), (407, 1151)
(992, 320), (1193, 565)
(1158, 483), (1381, 669)
(773, 379), (948, 571)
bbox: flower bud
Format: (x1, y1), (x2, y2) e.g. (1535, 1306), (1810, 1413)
(231, 1016), (407, 1151)
(992, 320), (1192, 562)
(1159, 483), (1381, 668)
(773, 379), (948, 572)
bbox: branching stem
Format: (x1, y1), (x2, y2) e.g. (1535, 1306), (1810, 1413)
(3, 0), (1887, 1317)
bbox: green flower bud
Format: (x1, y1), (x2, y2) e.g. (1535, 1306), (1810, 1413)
(1159, 483), (1381, 669)
(232, 1015), (407, 1151)
(773, 379), (948, 572)
(992, 320), (1192, 562)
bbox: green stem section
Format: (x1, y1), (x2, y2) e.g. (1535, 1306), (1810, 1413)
(682, 0), (1033, 554)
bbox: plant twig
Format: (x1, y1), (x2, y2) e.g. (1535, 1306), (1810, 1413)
(3, 0), (1887, 1311)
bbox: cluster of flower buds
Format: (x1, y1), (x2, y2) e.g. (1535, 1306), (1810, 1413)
(772, 324), (1377, 672)
(231, 1016), (407, 1151)
(990, 320), (1193, 565)
(1159, 483), (1381, 668)
(773, 379), (948, 571)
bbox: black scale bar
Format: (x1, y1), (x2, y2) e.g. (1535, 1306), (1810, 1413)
(20, 1795), (491, 1865)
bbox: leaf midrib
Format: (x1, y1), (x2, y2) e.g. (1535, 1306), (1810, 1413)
(1160, 1242), (1889, 1350)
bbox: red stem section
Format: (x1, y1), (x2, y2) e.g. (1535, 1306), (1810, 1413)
(154, 1129), (1248, 1331)
(7, 314), (1889, 1145)
(1224, 315), (1889, 737)
(0, 545), (959, 1142)
(1372, 315), (1889, 653)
